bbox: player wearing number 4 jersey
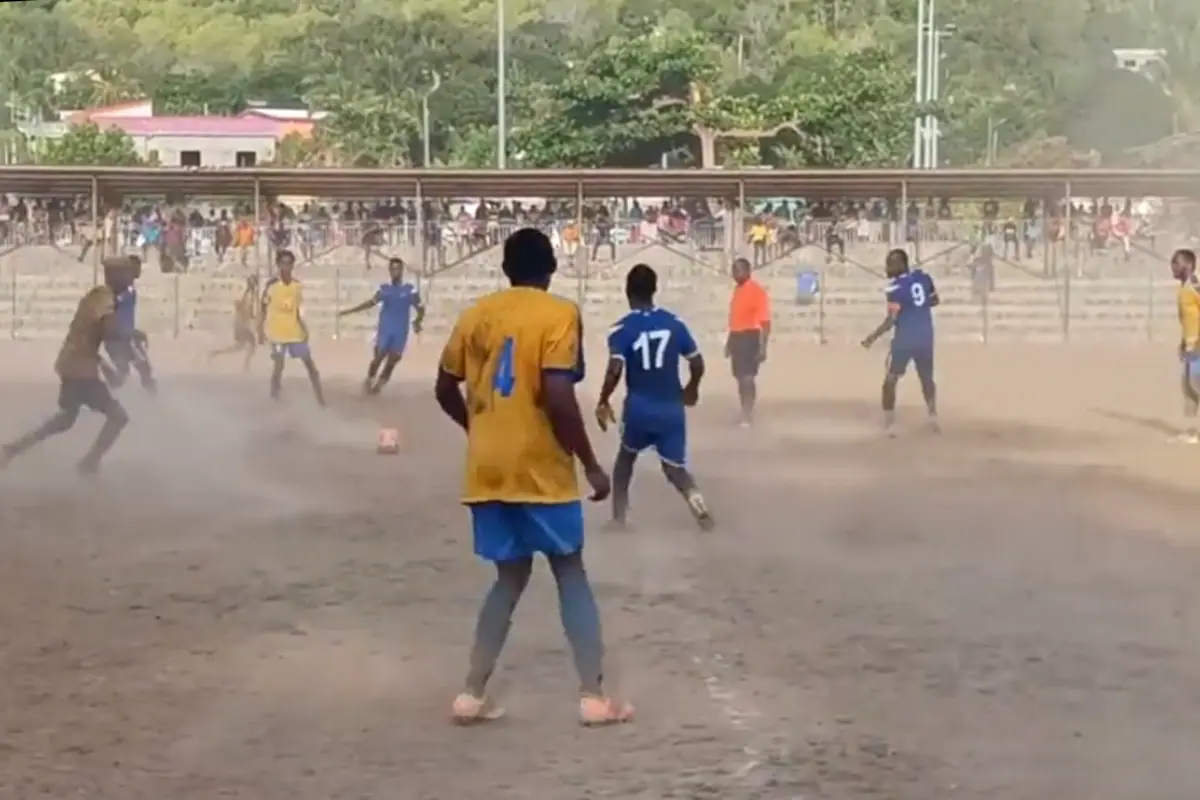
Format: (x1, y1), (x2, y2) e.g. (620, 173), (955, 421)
(435, 228), (632, 728)
(861, 249), (939, 435)
(596, 264), (713, 530)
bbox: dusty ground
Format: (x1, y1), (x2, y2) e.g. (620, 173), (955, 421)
(1, 339), (1199, 800)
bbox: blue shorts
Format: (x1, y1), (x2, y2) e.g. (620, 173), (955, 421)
(103, 338), (149, 382)
(621, 413), (687, 467)
(469, 500), (584, 562)
(888, 342), (934, 380)
(375, 329), (408, 355)
(270, 341), (310, 359)
(104, 338), (135, 371)
(1185, 355), (1200, 383)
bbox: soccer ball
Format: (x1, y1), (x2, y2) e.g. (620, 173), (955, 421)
(377, 427), (400, 454)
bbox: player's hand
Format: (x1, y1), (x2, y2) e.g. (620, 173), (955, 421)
(100, 361), (118, 386)
(412, 320), (423, 334)
(132, 329), (149, 348)
(584, 463), (611, 502)
(860, 337), (873, 349)
(595, 401), (616, 431)
(723, 341), (731, 359)
(758, 345), (768, 364)
(683, 384), (699, 407)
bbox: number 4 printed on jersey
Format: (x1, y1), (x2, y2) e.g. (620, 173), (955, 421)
(492, 337), (515, 397)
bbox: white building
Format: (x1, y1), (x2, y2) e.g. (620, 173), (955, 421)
(88, 115), (286, 167)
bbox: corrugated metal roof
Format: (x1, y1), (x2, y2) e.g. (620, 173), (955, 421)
(1, 166), (1198, 199)
(92, 116), (285, 138)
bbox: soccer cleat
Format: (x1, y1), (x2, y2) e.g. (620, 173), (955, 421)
(450, 692), (505, 725)
(361, 377), (375, 396)
(1171, 431), (1200, 445)
(927, 414), (940, 433)
(685, 490), (715, 531)
(579, 695), (634, 726)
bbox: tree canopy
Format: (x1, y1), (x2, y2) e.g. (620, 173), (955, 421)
(1, 0), (1197, 168)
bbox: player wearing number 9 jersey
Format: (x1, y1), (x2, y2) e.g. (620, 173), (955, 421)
(595, 264), (713, 530)
(435, 228), (632, 728)
(861, 249), (939, 435)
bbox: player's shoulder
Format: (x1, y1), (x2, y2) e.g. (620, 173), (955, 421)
(263, 276), (280, 292)
(83, 284), (115, 304)
(654, 306), (690, 327)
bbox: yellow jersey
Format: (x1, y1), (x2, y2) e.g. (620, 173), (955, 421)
(262, 277), (305, 343)
(55, 286), (115, 379)
(748, 223), (769, 243)
(440, 287), (584, 504)
(1179, 276), (1200, 351)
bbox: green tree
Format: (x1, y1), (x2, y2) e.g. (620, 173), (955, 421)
(512, 27), (915, 168)
(41, 122), (145, 166)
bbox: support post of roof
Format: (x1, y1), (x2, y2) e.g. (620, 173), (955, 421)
(899, 179), (910, 259)
(415, 177), (425, 288)
(90, 174), (99, 285)
(575, 178), (585, 305)
(1041, 195), (1051, 277)
(735, 178), (746, 266)
(252, 177), (263, 283)
(1063, 179), (1071, 343)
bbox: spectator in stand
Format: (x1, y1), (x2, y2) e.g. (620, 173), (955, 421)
(592, 208), (615, 261)
(747, 215), (769, 266)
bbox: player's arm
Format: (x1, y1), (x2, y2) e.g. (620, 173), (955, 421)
(756, 286), (772, 357)
(94, 291), (121, 382)
(680, 322), (705, 405)
(435, 313), (469, 431)
(412, 291), (426, 333)
(927, 275), (941, 308)
(595, 324), (625, 431)
(542, 305), (604, 487)
(338, 290), (380, 317)
(1182, 288), (1200, 354)
(861, 282), (901, 348)
(258, 280), (273, 343)
(295, 287), (310, 341)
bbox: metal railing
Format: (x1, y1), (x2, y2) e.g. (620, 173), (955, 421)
(0, 263), (1180, 346)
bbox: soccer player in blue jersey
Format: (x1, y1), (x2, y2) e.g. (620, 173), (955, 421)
(595, 264), (714, 530)
(861, 249), (939, 434)
(339, 257), (426, 395)
(101, 255), (156, 395)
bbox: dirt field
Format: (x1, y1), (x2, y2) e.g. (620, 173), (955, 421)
(1, 340), (1199, 799)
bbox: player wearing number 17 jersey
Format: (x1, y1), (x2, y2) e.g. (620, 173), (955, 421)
(861, 249), (939, 434)
(596, 264), (713, 530)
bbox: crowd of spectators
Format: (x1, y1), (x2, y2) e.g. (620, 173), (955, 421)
(0, 192), (1168, 274)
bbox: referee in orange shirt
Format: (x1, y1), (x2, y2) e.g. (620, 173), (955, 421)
(725, 257), (771, 427)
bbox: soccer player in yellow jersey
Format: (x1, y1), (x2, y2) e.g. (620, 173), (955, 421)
(259, 250), (325, 405)
(1172, 248), (1200, 443)
(435, 228), (633, 727)
(208, 275), (259, 372)
(1, 258), (134, 474)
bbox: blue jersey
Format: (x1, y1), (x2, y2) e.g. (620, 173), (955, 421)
(886, 269), (937, 348)
(375, 282), (419, 333)
(607, 307), (699, 421)
(113, 285), (138, 336)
